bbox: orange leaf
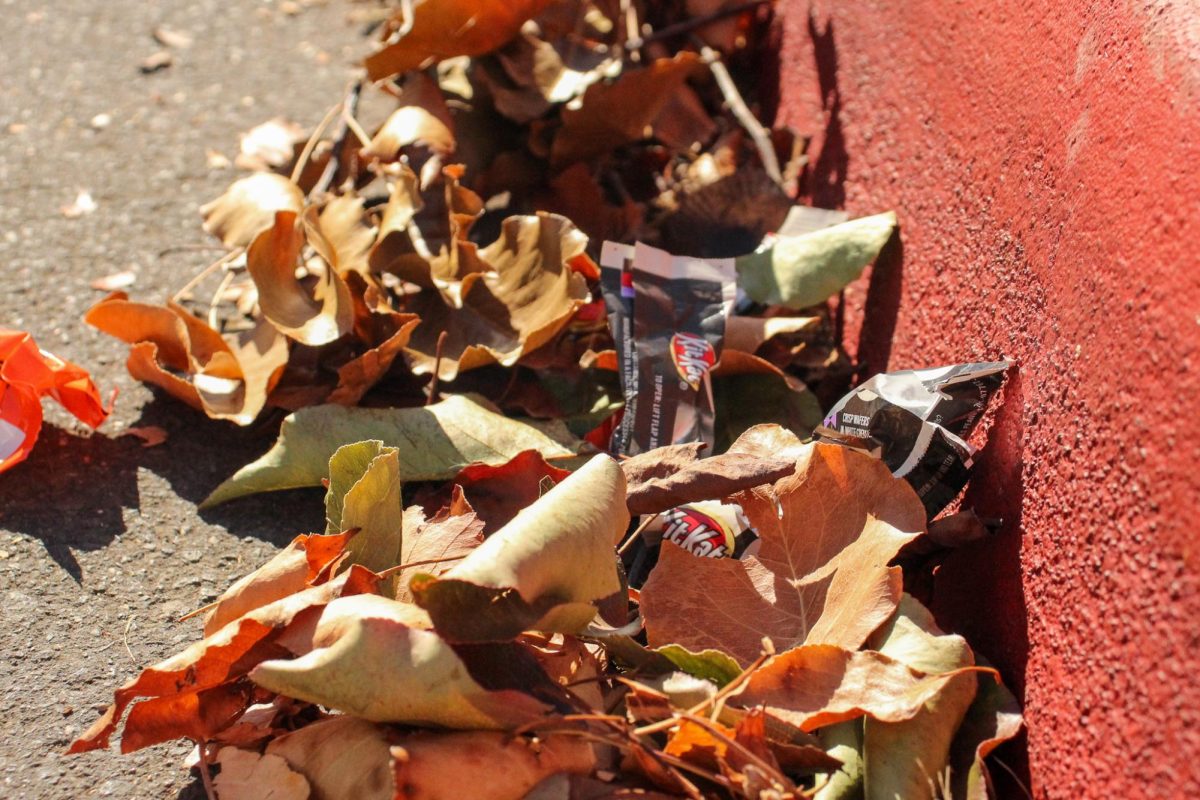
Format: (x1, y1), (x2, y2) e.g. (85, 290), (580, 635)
(86, 293), (289, 425)
(203, 530), (355, 636)
(640, 443), (926, 665)
(733, 644), (993, 732)
(363, 0), (555, 82)
(0, 329), (110, 473)
(69, 567), (378, 754)
(247, 210), (353, 346)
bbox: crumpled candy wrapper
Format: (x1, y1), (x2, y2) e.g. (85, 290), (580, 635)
(0, 329), (111, 474)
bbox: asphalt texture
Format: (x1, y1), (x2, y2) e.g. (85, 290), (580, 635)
(0, 2), (364, 796)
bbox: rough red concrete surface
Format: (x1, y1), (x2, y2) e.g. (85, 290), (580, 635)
(778, 1), (1200, 796)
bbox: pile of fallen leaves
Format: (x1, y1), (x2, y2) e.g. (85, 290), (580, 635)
(71, 429), (1021, 799)
(70, 2), (1022, 798)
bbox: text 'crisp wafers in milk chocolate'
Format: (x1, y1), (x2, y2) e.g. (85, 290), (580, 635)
(599, 241), (737, 456)
(817, 360), (1012, 515)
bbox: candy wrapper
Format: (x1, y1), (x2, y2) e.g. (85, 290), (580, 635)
(624, 499), (760, 587)
(0, 329), (111, 474)
(600, 241), (737, 456)
(817, 360), (1012, 515)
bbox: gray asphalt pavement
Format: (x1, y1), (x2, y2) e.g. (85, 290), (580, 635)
(0, 2), (363, 796)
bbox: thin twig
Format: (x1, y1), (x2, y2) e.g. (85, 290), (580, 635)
(634, 646), (774, 736)
(700, 44), (783, 185)
(290, 100), (344, 185)
(617, 512), (662, 556)
(196, 741), (217, 800)
(172, 247), (243, 303)
(376, 553), (468, 579)
(427, 330), (449, 405)
(207, 269), (236, 330)
(122, 616), (137, 663)
(620, 0), (641, 62)
(313, 80), (365, 198)
(640, 0), (773, 46)
(157, 244), (230, 258)
(673, 708), (793, 792)
(178, 599), (220, 623)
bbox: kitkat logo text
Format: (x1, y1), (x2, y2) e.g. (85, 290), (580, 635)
(670, 332), (716, 390)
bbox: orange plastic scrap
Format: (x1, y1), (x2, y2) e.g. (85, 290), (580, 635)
(0, 329), (111, 474)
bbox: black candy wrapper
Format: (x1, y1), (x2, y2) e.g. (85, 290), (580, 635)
(816, 360), (1013, 516)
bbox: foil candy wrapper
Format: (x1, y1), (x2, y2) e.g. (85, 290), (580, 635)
(817, 360), (1013, 515)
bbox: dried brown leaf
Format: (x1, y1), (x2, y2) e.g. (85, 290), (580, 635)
(733, 644), (991, 732)
(201, 172), (304, 249)
(621, 425), (798, 516)
(68, 567), (379, 754)
(640, 443), (926, 665)
(551, 53), (701, 167)
(246, 209), (353, 346)
(85, 292), (289, 425)
(404, 212), (591, 380)
(203, 530), (354, 636)
(363, 0), (555, 82)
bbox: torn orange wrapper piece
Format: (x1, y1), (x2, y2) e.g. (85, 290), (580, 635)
(0, 329), (111, 474)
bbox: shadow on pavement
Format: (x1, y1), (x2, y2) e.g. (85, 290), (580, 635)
(0, 392), (324, 578)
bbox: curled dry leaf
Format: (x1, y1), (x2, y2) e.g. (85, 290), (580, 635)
(732, 644), (992, 732)
(246, 209), (353, 346)
(203, 530), (354, 636)
(237, 117), (306, 171)
(391, 730), (596, 800)
(411, 454), (628, 641)
(249, 594), (552, 728)
(328, 271), (420, 406)
(202, 395), (581, 506)
(404, 212), (592, 381)
(736, 212), (898, 310)
(68, 567), (379, 754)
(363, 74), (456, 160)
(222, 716), (593, 800)
(84, 292), (289, 425)
(640, 443), (927, 665)
(364, 0), (555, 82)
(551, 52), (701, 167)
(201, 172), (305, 248)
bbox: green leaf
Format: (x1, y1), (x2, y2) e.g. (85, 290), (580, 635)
(736, 212), (897, 309)
(862, 595), (978, 800)
(411, 454), (628, 641)
(655, 644), (742, 688)
(249, 594), (552, 729)
(324, 443), (405, 595)
(202, 395), (582, 507)
(713, 372), (824, 452)
(325, 440), (387, 533)
(816, 721), (865, 800)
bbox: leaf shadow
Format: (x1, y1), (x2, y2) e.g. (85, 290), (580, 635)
(853, 230), (905, 376)
(125, 395), (326, 546)
(928, 369), (1032, 794)
(806, 12), (848, 209)
(0, 422), (140, 580)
